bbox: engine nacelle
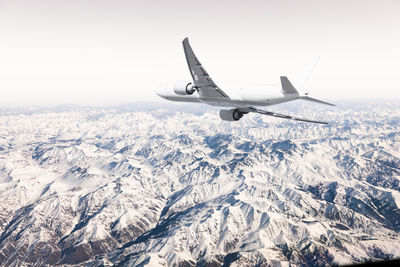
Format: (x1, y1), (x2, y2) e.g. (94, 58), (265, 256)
(173, 81), (196, 95)
(219, 109), (243, 121)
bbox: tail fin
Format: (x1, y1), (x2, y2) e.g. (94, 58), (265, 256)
(280, 76), (299, 96)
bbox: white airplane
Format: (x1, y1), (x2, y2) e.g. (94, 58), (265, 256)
(157, 38), (334, 124)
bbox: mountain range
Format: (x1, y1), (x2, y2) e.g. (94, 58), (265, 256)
(0, 100), (399, 266)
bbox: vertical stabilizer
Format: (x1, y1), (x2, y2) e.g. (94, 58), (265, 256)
(280, 76), (299, 96)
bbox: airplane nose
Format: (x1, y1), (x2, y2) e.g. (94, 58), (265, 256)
(156, 85), (166, 97)
(156, 87), (164, 97)
(156, 82), (171, 98)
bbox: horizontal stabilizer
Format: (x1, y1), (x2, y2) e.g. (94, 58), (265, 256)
(300, 96), (335, 106)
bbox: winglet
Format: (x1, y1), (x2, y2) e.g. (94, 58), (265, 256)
(280, 76), (299, 96)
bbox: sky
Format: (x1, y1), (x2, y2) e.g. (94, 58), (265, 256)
(0, 0), (399, 106)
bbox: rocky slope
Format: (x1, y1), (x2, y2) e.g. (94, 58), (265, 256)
(0, 101), (400, 266)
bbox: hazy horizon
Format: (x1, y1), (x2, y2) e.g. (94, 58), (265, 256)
(0, 98), (399, 111)
(1, 0), (400, 106)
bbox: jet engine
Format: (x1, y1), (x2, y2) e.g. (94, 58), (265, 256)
(219, 109), (244, 121)
(173, 81), (196, 95)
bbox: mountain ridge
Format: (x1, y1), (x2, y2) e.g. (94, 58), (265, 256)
(0, 102), (399, 266)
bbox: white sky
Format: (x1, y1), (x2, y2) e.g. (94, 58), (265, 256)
(0, 0), (399, 106)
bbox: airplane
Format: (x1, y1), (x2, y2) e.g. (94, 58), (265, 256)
(156, 38), (334, 124)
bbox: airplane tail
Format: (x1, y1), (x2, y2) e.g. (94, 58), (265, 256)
(281, 76), (335, 106)
(280, 76), (299, 96)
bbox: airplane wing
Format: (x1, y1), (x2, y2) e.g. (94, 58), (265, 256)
(241, 107), (329, 124)
(182, 38), (229, 98)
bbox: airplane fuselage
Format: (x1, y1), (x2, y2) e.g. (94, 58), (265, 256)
(157, 81), (298, 108)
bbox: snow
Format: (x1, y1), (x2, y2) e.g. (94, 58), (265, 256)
(0, 101), (400, 266)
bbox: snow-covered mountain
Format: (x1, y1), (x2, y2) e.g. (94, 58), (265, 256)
(0, 101), (400, 266)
